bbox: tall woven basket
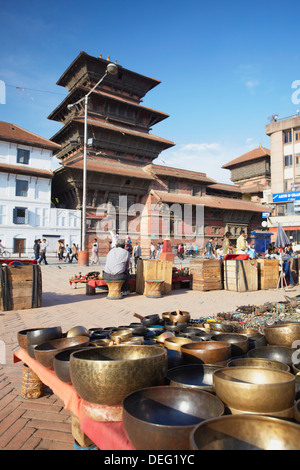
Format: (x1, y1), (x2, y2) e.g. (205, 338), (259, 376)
(20, 364), (44, 399)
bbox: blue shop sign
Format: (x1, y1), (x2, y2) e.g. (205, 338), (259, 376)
(272, 191), (300, 203)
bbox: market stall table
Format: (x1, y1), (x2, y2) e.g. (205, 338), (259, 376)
(13, 349), (134, 450)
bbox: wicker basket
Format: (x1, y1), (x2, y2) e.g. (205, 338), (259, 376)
(145, 279), (164, 298)
(106, 280), (124, 299)
(20, 364), (44, 399)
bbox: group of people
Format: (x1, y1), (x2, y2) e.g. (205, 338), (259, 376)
(56, 241), (78, 263)
(204, 231), (256, 260)
(265, 243), (296, 287)
(33, 239), (49, 265)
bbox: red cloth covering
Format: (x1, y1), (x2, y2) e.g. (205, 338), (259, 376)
(13, 348), (135, 450)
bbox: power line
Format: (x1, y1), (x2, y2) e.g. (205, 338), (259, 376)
(6, 84), (66, 96)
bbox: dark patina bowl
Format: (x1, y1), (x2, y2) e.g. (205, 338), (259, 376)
(17, 328), (41, 350)
(122, 386), (224, 450)
(211, 333), (249, 356)
(34, 336), (90, 369)
(166, 363), (225, 392)
(26, 327), (62, 346)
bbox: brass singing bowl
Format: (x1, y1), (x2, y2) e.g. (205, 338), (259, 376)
(17, 328), (41, 350)
(53, 346), (93, 384)
(235, 328), (259, 336)
(227, 357), (290, 372)
(70, 345), (168, 406)
(181, 341), (231, 365)
(169, 310), (190, 324)
(211, 334), (249, 356)
(66, 326), (89, 338)
(164, 337), (192, 351)
(190, 415), (300, 450)
(122, 386), (224, 450)
(26, 326), (62, 346)
(207, 323), (234, 333)
(110, 329), (132, 343)
(166, 364), (225, 392)
(34, 336), (90, 369)
(247, 346), (297, 366)
(213, 367), (296, 413)
(264, 323), (300, 348)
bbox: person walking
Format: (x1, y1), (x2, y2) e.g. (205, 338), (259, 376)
(204, 238), (214, 259)
(150, 242), (156, 259)
(33, 239), (40, 261)
(38, 238), (48, 265)
(64, 244), (72, 263)
(90, 238), (100, 265)
(133, 242), (142, 268)
(70, 243), (78, 263)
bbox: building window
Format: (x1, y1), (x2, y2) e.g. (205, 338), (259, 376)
(284, 155), (293, 167)
(16, 179), (28, 197)
(295, 130), (300, 142)
(191, 185), (202, 197)
(277, 204), (286, 216)
(13, 207), (28, 224)
(168, 180), (178, 194)
(296, 155), (300, 166)
(17, 148), (30, 164)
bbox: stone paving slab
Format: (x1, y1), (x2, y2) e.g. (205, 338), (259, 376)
(0, 263), (296, 450)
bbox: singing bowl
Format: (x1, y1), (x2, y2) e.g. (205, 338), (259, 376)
(66, 326), (89, 338)
(264, 323), (300, 347)
(110, 329), (132, 343)
(207, 323), (234, 333)
(247, 346), (297, 366)
(34, 336), (90, 369)
(26, 327), (62, 346)
(136, 314), (160, 326)
(169, 311), (190, 324)
(227, 357), (290, 372)
(69, 345), (168, 406)
(181, 341), (231, 365)
(211, 334), (249, 356)
(164, 321), (187, 333)
(147, 325), (165, 336)
(89, 339), (114, 347)
(190, 415), (300, 450)
(129, 323), (147, 336)
(122, 386), (225, 450)
(213, 367), (296, 413)
(235, 328), (259, 337)
(164, 337), (192, 351)
(166, 364), (225, 392)
(53, 346), (93, 383)
(17, 328), (41, 350)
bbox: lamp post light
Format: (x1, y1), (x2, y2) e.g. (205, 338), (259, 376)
(67, 62), (118, 265)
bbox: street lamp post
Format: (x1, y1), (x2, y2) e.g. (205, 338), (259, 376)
(67, 63), (118, 265)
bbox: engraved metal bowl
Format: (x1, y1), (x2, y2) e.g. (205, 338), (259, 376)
(264, 323), (300, 348)
(70, 345), (168, 406)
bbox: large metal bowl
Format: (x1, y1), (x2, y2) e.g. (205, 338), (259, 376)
(247, 346), (297, 366)
(122, 386), (224, 450)
(181, 341), (231, 365)
(169, 310), (190, 324)
(235, 328), (259, 337)
(213, 367), (296, 413)
(190, 415), (300, 450)
(211, 334), (249, 356)
(53, 346), (92, 383)
(26, 327), (62, 346)
(66, 326), (89, 338)
(164, 337), (192, 369)
(207, 323), (234, 333)
(34, 336), (90, 369)
(17, 328), (41, 350)
(166, 364), (225, 392)
(70, 345), (168, 406)
(227, 357), (290, 372)
(264, 323), (300, 347)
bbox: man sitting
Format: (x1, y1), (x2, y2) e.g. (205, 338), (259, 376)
(102, 239), (130, 295)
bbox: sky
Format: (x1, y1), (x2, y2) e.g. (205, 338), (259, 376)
(1, 0), (300, 183)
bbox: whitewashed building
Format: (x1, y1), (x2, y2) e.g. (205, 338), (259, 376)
(0, 121), (81, 257)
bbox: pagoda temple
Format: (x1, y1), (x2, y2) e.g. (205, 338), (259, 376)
(49, 51), (267, 256)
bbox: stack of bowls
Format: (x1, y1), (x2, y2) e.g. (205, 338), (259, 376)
(213, 366), (296, 419)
